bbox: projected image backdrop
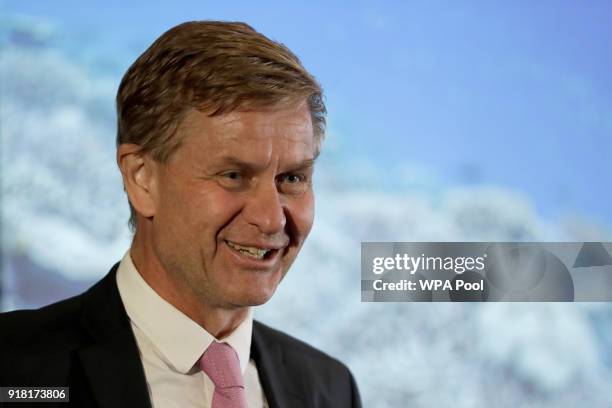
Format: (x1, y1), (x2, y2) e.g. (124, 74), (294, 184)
(2, 1), (611, 406)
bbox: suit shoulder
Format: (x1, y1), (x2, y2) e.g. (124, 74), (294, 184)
(254, 321), (362, 406)
(254, 320), (351, 373)
(0, 294), (85, 346)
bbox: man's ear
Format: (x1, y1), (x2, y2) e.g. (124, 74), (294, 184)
(117, 144), (158, 218)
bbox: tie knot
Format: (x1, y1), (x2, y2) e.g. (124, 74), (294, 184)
(198, 342), (244, 389)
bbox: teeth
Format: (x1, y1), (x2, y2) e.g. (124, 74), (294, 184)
(226, 241), (271, 260)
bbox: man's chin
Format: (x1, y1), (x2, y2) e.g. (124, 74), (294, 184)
(230, 290), (277, 308)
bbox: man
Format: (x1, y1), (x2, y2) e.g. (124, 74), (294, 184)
(0, 21), (361, 408)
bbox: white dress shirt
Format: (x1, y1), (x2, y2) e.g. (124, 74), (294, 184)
(116, 251), (268, 408)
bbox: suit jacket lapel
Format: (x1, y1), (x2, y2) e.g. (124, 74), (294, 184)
(252, 321), (305, 408)
(77, 265), (152, 408)
(75, 266), (304, 408)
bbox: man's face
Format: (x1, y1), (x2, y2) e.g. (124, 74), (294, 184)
(147, 102), (315, 309)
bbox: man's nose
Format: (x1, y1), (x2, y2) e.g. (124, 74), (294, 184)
(242, 181), (286, 235)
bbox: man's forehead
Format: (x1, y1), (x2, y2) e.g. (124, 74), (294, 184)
(182, 104), (314, 143)
(217, 104), (312, 128)
(211, 134), (316, 164)
(174, 105), (316, 166)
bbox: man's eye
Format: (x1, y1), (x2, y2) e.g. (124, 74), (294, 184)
(218, 171), (245, 188)
(224, 171), (241, 180)
(285, 174), (302, 183)
(278, 173), (310, 194)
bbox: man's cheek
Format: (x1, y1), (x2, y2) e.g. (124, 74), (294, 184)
(292, 198), (315, 242)
(208, 190), (245, 216)
(303, 193), (316, 231)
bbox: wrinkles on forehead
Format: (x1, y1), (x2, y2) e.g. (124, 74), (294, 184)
(168, 104), (315, 175)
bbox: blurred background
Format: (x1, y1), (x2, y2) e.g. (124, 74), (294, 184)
(1, 1), (611, 406)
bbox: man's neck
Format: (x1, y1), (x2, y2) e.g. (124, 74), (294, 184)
(129, 233), (248, 339)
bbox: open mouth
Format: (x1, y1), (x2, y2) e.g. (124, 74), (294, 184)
(226, 240), (275, 260)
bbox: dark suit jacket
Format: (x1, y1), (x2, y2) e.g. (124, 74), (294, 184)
(0, 264), (361, 408)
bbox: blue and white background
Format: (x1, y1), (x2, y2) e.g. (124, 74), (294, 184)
(1, 1), (611, 406)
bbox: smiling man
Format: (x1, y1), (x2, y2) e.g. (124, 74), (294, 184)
(122, 104), (316, 336)
(0, 21), (361, 408)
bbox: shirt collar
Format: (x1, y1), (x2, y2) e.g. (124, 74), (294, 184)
(116, 250), (253, 374)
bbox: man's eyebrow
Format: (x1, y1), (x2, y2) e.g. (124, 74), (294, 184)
(215, 156), (258, 168)
(285, 158), (316, 172)
(212, 156), (316, 171)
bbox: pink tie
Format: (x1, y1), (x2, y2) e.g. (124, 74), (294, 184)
(199, 342), (248, 408)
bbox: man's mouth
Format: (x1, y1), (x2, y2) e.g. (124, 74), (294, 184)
(226, 240), (273, 260)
